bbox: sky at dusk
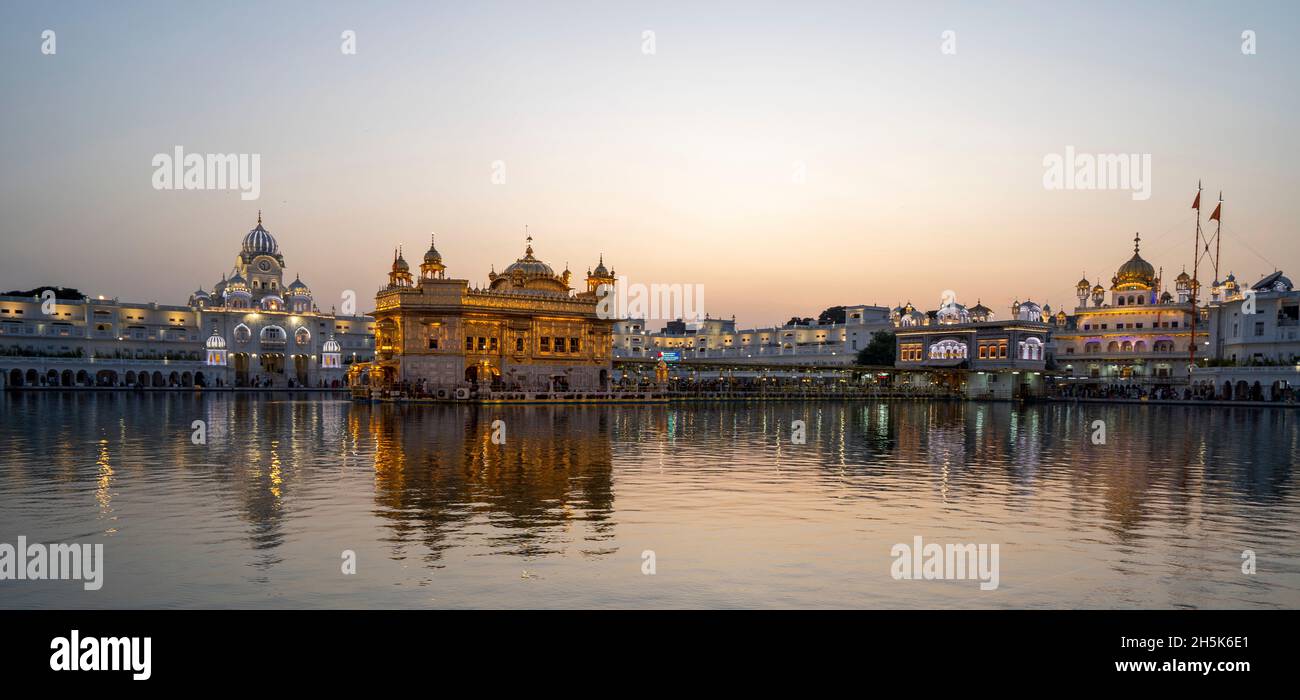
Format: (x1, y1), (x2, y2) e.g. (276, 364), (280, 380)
(1, 1), (1297, 328)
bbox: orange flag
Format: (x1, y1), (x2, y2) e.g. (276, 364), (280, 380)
(1209, 203), (1221, 221)
(1192, 191), (1201, 209)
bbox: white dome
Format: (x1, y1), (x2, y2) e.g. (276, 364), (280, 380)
(322, 335), (341, 353)
(242, 215), (279, 256)
(286, 275), (311, 296)
(899, 310), (926, 327)
(1015, 300), (1043, 322)
(205, 331), (227, 349)
(936, 302), (970, 325)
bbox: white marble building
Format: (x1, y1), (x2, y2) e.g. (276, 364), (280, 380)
(1051, 233), (1206, 383)
(0, 215), (373, 389)
(612, 305), (893, 367)
(1192, 270), (1300, 399)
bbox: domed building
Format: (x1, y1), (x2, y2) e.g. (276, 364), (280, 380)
(355, 233), (615, 396)
(579, 254), (616, 299)
(1212, 272), (1244, 303)
(185, 212), (374, 387)
(1110, 234), (1159, 302)
(419, 235), (446, 281)
(223, 272), (252, 309)
(893, 302), (927, 327)
(893, 292), (1051, 399)
(935, 299), (971, 325)
(204, 329), (227, 366)
(286, 275), (313, 313)
(189, 287), (211, 308)
(1013, 299), (1043, 322)
(487, 239), (573, 294)
(1053, 232), (1207, 385)
(1197, 269), (1300, 399)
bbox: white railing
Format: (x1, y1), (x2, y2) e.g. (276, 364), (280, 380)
(1191, 365), (1300, 374)
(0, 356), (206, 367)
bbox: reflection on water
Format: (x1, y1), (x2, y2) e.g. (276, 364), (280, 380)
(0, 392), (1297, 609)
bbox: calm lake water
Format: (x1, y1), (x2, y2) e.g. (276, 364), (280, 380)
(1, 392), (1297, 609)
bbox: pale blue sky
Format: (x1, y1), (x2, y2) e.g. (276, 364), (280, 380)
(1, 1), (1296, 325)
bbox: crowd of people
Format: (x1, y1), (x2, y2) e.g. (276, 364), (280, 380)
(1050, 382), (1294, 403)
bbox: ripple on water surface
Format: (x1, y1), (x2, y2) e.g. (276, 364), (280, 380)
(0, 393), (1297, 609)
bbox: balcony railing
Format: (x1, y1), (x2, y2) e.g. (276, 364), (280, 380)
(1191, 365), (1300, 374)
(0, 356), (206, 367)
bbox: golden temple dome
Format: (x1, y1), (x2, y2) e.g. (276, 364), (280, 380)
(501, 241), (555, 277)
(488, 236), (570, 294)
(1112, 233), (1156, 290)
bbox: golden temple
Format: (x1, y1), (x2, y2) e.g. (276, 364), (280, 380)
(349, 235), (618, 398)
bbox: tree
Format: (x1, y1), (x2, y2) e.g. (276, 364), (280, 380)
(818, 306), (846, 325)
(856, 330), (896, 366)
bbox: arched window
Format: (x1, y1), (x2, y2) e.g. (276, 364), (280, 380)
(233, 324), (252, 344)
(260, 325), (286, 342)
(294, 327), (311, 345)
(928, 339), (967, 360)
(1021, 337), (1043, 360)
(1107, 341), (1119, 352)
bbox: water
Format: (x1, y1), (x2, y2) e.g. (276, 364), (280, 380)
(1, 392), (1297, 609)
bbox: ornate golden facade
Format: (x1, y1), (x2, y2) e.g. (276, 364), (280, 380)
(353, 236), (615, 394)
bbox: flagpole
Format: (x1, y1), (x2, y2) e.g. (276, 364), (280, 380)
(1213, 192), (1223, 285)
(1189, 181), (1202, 370)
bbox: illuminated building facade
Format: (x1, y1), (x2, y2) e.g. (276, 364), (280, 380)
(188, 214), (373, 387)
(355, 236), (615, 394)
(1052, 233), (1207, 383)
(0, 214), (372, 388)
(893, 296), (1050, 399)
(1193, 270), (1300, 400)
(612, 305), (892, 366)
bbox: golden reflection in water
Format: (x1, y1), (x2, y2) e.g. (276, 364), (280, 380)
(269, 440), (282, 502)
(95, 438), (113, 516)
(363, 405), (615, 560)
(3, 393), (1298, 607)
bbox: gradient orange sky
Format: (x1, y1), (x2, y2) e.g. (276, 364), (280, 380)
(1, 1), (1297, 327)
